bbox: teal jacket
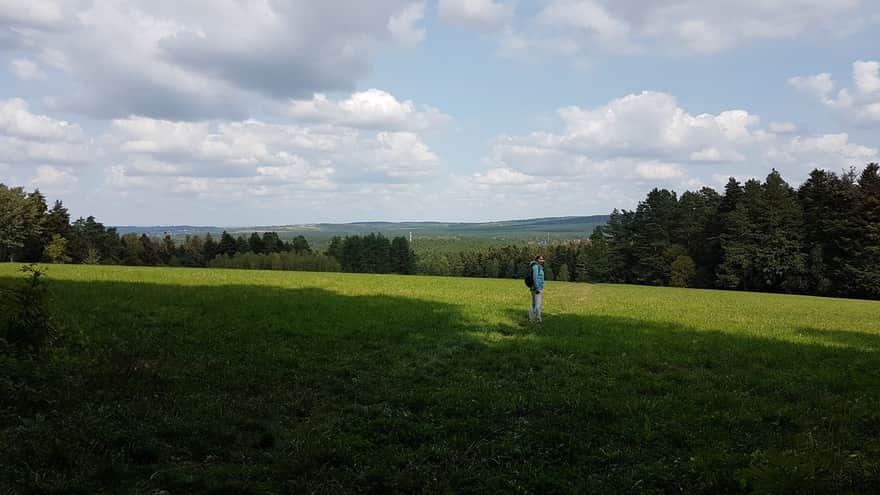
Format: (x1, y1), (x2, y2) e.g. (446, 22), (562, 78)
(531, 262), (545, 292)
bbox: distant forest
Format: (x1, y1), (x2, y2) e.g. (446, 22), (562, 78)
(1, 163), (878, 299)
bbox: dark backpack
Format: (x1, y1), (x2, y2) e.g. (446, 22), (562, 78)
(524, 262), (535, 288)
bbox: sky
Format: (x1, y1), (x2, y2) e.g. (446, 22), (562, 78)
(0, 0), (878, 226)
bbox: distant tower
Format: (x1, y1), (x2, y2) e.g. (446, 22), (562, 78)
(409, 231), (413, 243)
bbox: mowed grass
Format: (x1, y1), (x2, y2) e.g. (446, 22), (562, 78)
(1, 264), (879, 494)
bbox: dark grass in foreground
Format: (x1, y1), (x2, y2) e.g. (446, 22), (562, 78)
(1, 265), (879, 494)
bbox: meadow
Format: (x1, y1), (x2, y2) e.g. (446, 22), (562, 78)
(1, 264), (879, 494)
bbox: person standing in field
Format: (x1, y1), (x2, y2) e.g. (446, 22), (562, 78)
(528, 255), (545, 323)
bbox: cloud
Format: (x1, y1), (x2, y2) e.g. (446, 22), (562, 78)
(853, 60), (880, 94)
(2, 0), (427, 120)
(437, 0), (513, 31)
(633, 162), (686, 180)
(126, 159), (180, 176)
(29, 165), (78, 194)
(10, 58), (46, 80)
(104, 111), (443, 201)
(488, 0), (874, 62)
(463, 90), (878, 212)
(111, 117), (214, 156)
(473, 167), (534, 186)
(498, 91), (764, 163)
(0, 136), (92, 166)
(286, 89), (451, 131)
(789, 60), (880, 127)
(537, 1), (631, 47)
(105, 165), (148, 188)
(788, 73), (836, 102)
(768, 121), (798, 134)
(0, 98), (91, 166)
(784, 133), (878, 164)
(0, 98), (83, 141)
(689, 147), (745, 163)
(388, 1), (426, 46)
(0, 0), (67, 29)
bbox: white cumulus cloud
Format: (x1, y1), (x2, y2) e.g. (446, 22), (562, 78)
(464, 89), (878, 214)
(0, 98), (83, 141)
(286, 89), (451, 131)
(388, 2), (426, 46)
(438, 0), (513, 31)
(29, 165), (78, 194)
(1, 0), (428, 120)
(0, 98), (92, 167)
(789, 60), (880, 127)
(488, 0), (875, 63)
(504, 91), (765, 162)
(104, 112), (444, 202)
(473, 167), (534, 186)
(634, 162), (686, 180)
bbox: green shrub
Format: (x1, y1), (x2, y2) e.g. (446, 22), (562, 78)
(1, 265), (56, 351)
(670, 255), (696, 288)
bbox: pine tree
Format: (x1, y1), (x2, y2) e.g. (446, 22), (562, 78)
(557, 263), (570, 281)
(67, 216), (119, 264)
(291, 235), (311, 255)
(21, 190), (48, 262)
(120, 233), (145, 265)
(203, 233), (219, 262)
(183, 235), (205, 266)
(631, 188), (680, 285)
(360, 233), (391, 273)
(676, 187), (721, 287)
(44, 234), (71, 264)
(42, 200), (71, 261)
(140, 234), (160, 265)
(390, 236), (417, 274)
(157, 235), (175, 264)
(218, 231), (237, 257)
(752, 170), (805, 292)
(261, 232), (285, 253)
(326, 236), (343, 260)
(670, 255), (696, 287)
(798, 169), (858, 295)
(851, 163), (880, 298)
(0, 184), (32, 261)
(341, 235), (364, 272)
(605, 209), (638, 283)
(236, 235), (250, 254)
(44, 200), (71, 238)
(248, 232), (265, 255)
(717, 179), (762, 289)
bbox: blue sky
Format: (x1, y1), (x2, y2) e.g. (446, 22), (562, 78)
(0, 0), (878, 226)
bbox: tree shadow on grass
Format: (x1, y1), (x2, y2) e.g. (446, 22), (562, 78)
(2, 276), (879, 494)
(796, 327), (880, 352)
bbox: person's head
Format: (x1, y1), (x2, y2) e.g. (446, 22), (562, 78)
(535, 255), (544, 265)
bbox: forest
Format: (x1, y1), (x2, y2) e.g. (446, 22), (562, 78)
(2, 164), (878, 299)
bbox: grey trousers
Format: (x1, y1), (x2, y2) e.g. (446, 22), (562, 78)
(529, 290), (542, 321)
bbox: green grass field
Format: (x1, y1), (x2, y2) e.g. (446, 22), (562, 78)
(2, 264), (879, 494)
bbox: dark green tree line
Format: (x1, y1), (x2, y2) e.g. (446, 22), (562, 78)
(326, 234), (416, 274)
(2, 164), (877, 298)
(595, 165), (879, 299)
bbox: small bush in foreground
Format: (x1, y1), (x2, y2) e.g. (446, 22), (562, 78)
(1, 265), (56, 351)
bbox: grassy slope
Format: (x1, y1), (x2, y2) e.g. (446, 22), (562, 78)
(1, 264), (879, 494)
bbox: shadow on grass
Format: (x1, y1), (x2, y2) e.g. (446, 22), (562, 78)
(796, 327), (880, 352)
(1, 276), (879, 494)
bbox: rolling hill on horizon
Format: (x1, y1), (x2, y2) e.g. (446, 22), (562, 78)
(114, 215), (610, 240)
